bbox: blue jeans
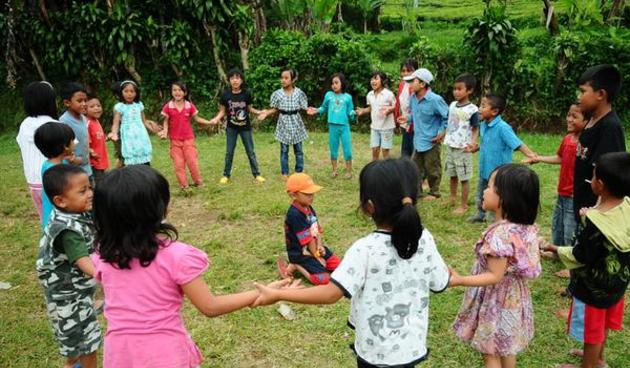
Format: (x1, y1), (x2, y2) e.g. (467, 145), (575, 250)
(474, 177), (495, 221)
(401, 129), (414, 158)
(552, 195), (577, 246)
(223, 127), (260, 177)
(280, 142), (304, 175)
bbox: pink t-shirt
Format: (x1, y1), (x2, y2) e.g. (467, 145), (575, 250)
(161, 101), (198, 141)
(93, 241), (208, 368)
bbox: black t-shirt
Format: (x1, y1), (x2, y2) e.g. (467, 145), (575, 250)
(220, 89), (252, 129)
(573, 110), (625, 220)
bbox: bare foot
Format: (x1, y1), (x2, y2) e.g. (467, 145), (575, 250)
(447, 197), (457, 206)
(452, 206), (468, 215)
(555, 308), (570, 319)
(423, 195), (437, 202)
(276, 257), (290, 279)
(554, 269), (571, 278)
(569, 349), (608, 368)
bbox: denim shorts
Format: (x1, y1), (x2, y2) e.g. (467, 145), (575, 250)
(370, 128), (394, 149)
(552, 195), (577, 246)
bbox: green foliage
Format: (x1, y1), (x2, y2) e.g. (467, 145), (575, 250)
(561, 0), (604, 28)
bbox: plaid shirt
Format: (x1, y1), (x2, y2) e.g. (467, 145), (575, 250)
(271, 88), (308, 145)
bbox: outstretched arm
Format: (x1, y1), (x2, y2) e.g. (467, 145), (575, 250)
(253, 281), (343, 307)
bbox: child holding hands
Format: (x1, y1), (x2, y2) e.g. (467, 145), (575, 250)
(356, 71), (396, 161)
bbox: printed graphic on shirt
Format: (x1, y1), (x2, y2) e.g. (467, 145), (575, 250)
(227, 100), (248, 126)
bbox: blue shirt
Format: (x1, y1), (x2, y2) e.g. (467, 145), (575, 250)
(41, 159), (69, 228)
(410, 90), (449, 152)
(59, 111), (92, 175)
(318, 91), (355, 125)
(479, 115), (523, 180)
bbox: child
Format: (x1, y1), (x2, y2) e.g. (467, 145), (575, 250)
(573, 64), (626, 223)
(394, 59), (418, 158)
(524, 104), (588, 249)
(356, 71), (396, 161)
(17, 81), (59, 219)
(258, 69), (309, 178)
(59, 82), (91, 177)
(543, 152), (630, 368)
(91, 165), (284, 367)
(107, 80), (160, 166)
(209, 69), (266, 184)
(159, 81), (212, 189)
(34, 122), (76, 228)
(86, 95), (109, 184)
(399, 68), (449, 200)
(444, 73), (479, 214)
(451, 164), (542, 368)
(255, 159), (450, 368)
(36, 164), (100, 368)
(307, 72), (356, 179)
(467, 93), (537, 223)
(277, 173), (341, 285)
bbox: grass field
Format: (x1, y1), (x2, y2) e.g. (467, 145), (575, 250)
(0, 131), (629, 367)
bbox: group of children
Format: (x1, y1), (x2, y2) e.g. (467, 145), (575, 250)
(15, 62), (629, 368)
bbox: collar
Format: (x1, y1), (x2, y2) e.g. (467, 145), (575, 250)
(486, 114), (503, 127)
(414, 89), (434, 102)
(52, 208), (92, 223)
(291, 201), (312, 215)
(374, 229), (392, 235)
(168, 100), (191, 110)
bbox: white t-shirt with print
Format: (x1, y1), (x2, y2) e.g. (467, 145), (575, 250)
(366, 89), (396, 130)
(444, 101), (479, 149)
(331, 230), (449, 366)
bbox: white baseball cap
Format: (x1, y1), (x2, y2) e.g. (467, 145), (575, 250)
(403, 68), (433, 84)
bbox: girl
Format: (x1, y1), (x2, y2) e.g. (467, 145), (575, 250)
(307, 73), (356, 179)
(258, 69), (309, 179)
(394, 59), (418, 158)
(450, 164), (542, 368)
(17, 81), (59, 220)
(254, 158), (450, 368)
(159, 81), (212, 189)
(91, 165), (286, 368)
(86, 95), (110, 184)
(107, 80), (160, 166)
(356, 71), (396, 161)
(209, 69), (266, 184)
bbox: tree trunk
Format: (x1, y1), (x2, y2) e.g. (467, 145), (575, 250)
(363, 14), (367, 34)
(238, 32), (250, 71)
(29, 48), (47, 81)
(542, 0), (559, 34)
(124, 60), (142, 83)
(38, 0), (52, 26)
(202, 21), (228, 84)
(5, 0), (18, 88)
(253, 6), (266, 44)
(607, 0), (625, 22)
(337, 2), (343, 22)
(171, 63), (183, 77)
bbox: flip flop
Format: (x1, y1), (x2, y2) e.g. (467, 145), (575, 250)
(276, 257), (289, 279)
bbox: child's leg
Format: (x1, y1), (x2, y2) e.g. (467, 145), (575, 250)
(449, 176), (458, 204)
(27, 183), (44, 220)
(170, 140), (188, 188)
(280, 143), (290, 175)
(459, 180), (470, 210)
(382, 148), (390, 159)
(482, 354), (502, 368)
(381, 129), (393, 159)
(183, 139), (203, 185)
(329, 126), (340, 174)
(425, 144), (442, 198)
(78, 351), (97, 368)
(223, 127), (238, 178)
(412, 151), (426, 194)
(372, 147), (380, 161)
(551, 195), (565, 246)
(370, 129), (380, 160)
(341, 125), (353, 175)
(582, 343), (604, 368)
(293, 143), (304, 173)
(64, 357), (79, 368)
(240, 129), (261, 177)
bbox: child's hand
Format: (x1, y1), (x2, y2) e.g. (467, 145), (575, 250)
(579, 206), (590, 217)
(538, 236), (558, 253)
(317, 245), (326, 257)
(378, 106), (391, 117)
(431, 132), (445, 144)
(107, 132), (119, 141)
(158, 130), (168, 139)
(464, 142), (479, 153)
(396, 115), (408, 124)
(355, 107), (364, 116)
(306, 107), (318, 116)
(448, 267), (461, 287)
(252, 282), (280, 307)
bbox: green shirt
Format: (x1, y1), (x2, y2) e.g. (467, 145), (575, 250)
(53, 230), (89, 264)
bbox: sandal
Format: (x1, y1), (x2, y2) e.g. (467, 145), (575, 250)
(276, 257), (289, 279)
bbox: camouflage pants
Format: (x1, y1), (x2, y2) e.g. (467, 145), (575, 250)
(44, 287), (101, 357)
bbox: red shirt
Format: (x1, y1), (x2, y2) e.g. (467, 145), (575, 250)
(161, 100), (197, 141)
(87, 118), (109, 170)
(557, 134), (578, 197)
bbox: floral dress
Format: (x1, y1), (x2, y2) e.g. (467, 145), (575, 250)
(114, 102), (152, 165)
(270, 88), (308, 145)
(453, 221), (541, 356)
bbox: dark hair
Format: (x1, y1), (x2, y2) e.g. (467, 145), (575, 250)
(94, 165), (178, 269)
(60, 82), (87, 101)
(594, 152), (630, 198)
(400, 58), (418, 72)
(331, 72), (348, 93)
(170, 80), (190, 101)
(570, 102), (592, 121)
(455, 73), (477, 92)
(371, 71), (389, 87)
(42, 164), (86, 200)
(113, 80), (141, 103)
(24, 81), (58, 119)
(359, 159), (423, 259)
(281, 68), (298, 81)
(578, 64), (622, 102)
(484, 93), (507, 115)
(492, 164), (540, 225)
(87, 93), (100, 101)
(34, 122), (75, 159)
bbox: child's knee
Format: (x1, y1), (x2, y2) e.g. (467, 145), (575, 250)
(325, 254), (341, 271)
(309, 273), (330, 285)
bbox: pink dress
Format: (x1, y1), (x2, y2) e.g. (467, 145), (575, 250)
(92, 241), (208, 368)
(453, 221), (541, 356)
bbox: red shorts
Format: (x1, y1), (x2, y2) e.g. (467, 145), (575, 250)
(567, 296), (624, 344)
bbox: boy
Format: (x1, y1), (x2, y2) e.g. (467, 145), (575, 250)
(36, 164), (100, 368)
(543, 152), (630, 368)
(277, 173), (341, 285)
(59, 82), (92, 178)
(467, 93), (537, 222)
(444, 73), (479, 214)
(34, 122), (76, 228)
(85, 95), (109, 184)
(400, 68), (449, 200)
(573, 64), (626, 223)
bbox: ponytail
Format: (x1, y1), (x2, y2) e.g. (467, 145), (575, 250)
(391, 198), (423, 259)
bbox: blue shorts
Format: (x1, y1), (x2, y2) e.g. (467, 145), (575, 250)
(370, 129), (394, 149)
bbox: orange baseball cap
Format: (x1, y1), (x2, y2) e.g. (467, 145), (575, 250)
(286, 173), (322, 194)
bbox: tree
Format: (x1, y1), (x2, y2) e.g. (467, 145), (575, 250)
(355, 0), (384, 33)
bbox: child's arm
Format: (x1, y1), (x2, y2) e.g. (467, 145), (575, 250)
(355, 105), (371, 116)
(192, 114), (212, 126)
(257, 107), (278, 121)
(449, 256), (508, 287)
(248, 105), (263, 116)
(182, 277), (259, 317)
(523, 154), (561, 165)
(253, 281), (343, 307)
(158, 115), (169, 139)
(75, 257), (95, 277)
(209, 105), (226, 125)
(108, 110), (121, 141)
(517, 143), (537, 159)
(465, 126), (480, 153)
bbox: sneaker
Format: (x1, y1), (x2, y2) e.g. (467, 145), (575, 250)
(254, 175), (266, 183)
(219, 176), (229, 184)
(466, 213), (486, 223)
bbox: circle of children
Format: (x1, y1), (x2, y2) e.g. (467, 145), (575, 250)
(15, 61), (629, 368)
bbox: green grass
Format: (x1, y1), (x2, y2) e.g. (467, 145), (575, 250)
(0, 131), (629, 367)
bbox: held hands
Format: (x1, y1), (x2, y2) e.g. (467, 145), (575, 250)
(521, 155), (540, 165)
(158, 129), (168, 139)
(251, 278), (303, 307)
(464, 142), (479, 153)
(306, 107), (318, 116)
(431, 132), (445, 144)
(448, 266), (461, 287)
(538, 236), (558, 253)
(355, 107), (365, 117)
(146, 120), (162, 134)
(107, 132), (119, 142)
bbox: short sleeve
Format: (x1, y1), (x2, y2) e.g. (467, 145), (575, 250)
(470, 111), (479, 128)
(298, 89), (308, 109)
(53, 230), (89, 264)
(173, 244), (210, 285)
(189, 102), (198, 116)
(286, 210), (312, 246)
(161, 103), (170, 117)
(114, 102), (124, 114)
(138, 101), (145, 112)
(556, 137), (566, 157)
(330, 241), (368, 298)
(499, 123), (523, 151)
(479, 223), (515, 258)
(366, 92), (373, 106)
(219, 90), (229, 107)
(270, 90), (280, 108)
(421, 231), (450, 292)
